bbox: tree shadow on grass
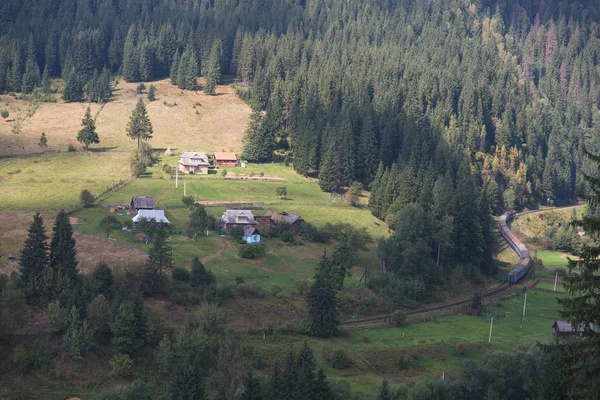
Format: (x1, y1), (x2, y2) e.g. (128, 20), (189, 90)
(88, 146), (119, 153)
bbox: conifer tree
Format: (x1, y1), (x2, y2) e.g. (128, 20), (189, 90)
(126, 97), (153, 149)
(139, 41), (154, 82)
(146, 226), (173, 277)
(306, 254), (339, 338)
(313, 369), (332, 400)
(376, 379), (392, 400)
(242, 108), (275, 163)
(38, 132), (48, 148)
(187, 206), (208, 237)
(267, 363), (284, 400)
(168, 355), (205, 400)
(49, 210), (78, 282)
(122, 27), (139, 82)
(241, 370), (262, 400)
(111, 303), (137, 354)
(63, 306), (93, 359)
(170, 50), (181, 86)
(147, 84), (156, 101)
(40, 65), (51, 93)
(203, 41), (221, 95)
(317, 146), (340, 193)
(19, 213), (49, 302)
(190, 257), (215, 289)
(294, 342), (316, 398)
(62, 68), (84, 102)
(77, 107), (99, 151)
(21, 35), (40, 94)
(131, 294), (148, 349)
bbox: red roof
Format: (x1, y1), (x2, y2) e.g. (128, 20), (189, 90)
(213, 152), (237, 161)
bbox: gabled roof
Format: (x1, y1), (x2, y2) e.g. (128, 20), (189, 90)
(220, 210), (257, 225)
(131, 196), (154, 209)
(132, 210), (170, 224)
(271, 212), (303, 225)
(243, 226), (259, 237)
(213, 152), (238, 161)
(180, 152), (210, 166)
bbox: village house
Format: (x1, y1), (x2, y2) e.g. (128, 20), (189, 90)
(130, 196), (155, 212)
(179, 152), (210, 174)
(213, 152), (238, 168)
(552, 320), (596, 338)
(243, 226), (261, 244)
(270, 212), (305, 234)
(132, 210), (170, 225)
(220, 210), (257, 232)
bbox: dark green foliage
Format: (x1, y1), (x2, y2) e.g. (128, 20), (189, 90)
(87, 68), (112, 103)
(306, 255), (339, 338)
(80, 189), (95, 207)
(242, 370), (262, 400)
(376, 379), (392, 400)
(19, 213), (48, 303)
(190, 257), (216, 289)
(38, 132), (47, 148)
(91, 380), (155, 400)
(242, 108), (275, 163)
(111, 303), (137, 354)
(188, 206), (209, 237)
(144, 226), (172, 294)
(147, 84), (156, 101)
(471, 292), (482, 315)
(390, 311), (406, 327)
(238, 244), (266, 259)
(327, 349), (353, 370)
(63, 306), (93, 359)
(0, 109), (8, 119)
(168, 354), (205, 400)
(0, 280), (28, 335)
(229, 225), (244, 241)
(49, 210), (78, 282)
(126, 98), (153, 149)
(181, 196), (195, 208)
(172, 267), (191, 283)
(77, 107), (100, 151)
(62, 68), (84, 102)
(203, 41), (222, 95)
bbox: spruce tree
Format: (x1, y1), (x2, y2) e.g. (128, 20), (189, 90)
(170, 50), (180, 86)
(19, 213), (49, 303)
(77, 107), (99, 151)
(38, 132), (48, 148)
(111, 303), (137, 354)
(313, 369), (332, 400)
(294, 342), (316, 399)
(168, 355), (205, 400)
(21, 35), (40, 94)
(139, 41), (154, 82)
(122, 26), (139, 82)
(190, 257), (215, 289)
(203, 41), (221, 95)
(147, 84), (156, 101)
(306, 255), (339, 338)
(63, 306), (93, 359)
(62, 68), (84, 102)
(40, 65), (51, 93)
(267, 363), (284, 400)
(131, 294), (148, 349)
(49, 210), (78, 282)
(376, 379), (392, 400)
(241, 370), (262, 400)
(126, 97), (153, 149)
(317, 146), (340, 193)
(146, 226), (173, 277)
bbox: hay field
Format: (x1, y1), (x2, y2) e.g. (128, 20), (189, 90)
(0, 78), (250, 156)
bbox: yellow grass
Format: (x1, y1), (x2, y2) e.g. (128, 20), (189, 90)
(0, 78), (250, 156)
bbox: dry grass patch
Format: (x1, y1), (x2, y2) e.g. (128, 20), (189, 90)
(0, 78), (250, 156)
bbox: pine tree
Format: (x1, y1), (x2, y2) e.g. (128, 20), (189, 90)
(294, 342), (316, 399)
(126, 97), (153, 149)
(62, 68), (84, 102)
(318, 146), (340, 193)
(242, 370), (262, 400)
(181, 49), (198, 90)
(190, 257), (215, 289)
(146, 226), (173, 277)
(38, 132), (48, 148)
(376, 379), (392, 400)
(267, 363), (284, 400)
(63, 306), (93, 359)
(170, 50), (181, 86)
(306, 254), (339, 338)
(77, 107), (99, 151)
(19, 213), (49, 303)
(131, 294), (148, 349)
(313, 369), (331, 400)
(139, 40), (153, 82)
(40, 65), (51, 93)
(187, 206), (208, 237)
(21, 35), (40, 94)
(49, 210), (78, 282)
(242, 108), (275, 163)
(111, 303), (137, 354)
(147, 84), (156, 101)
(122, 26), (139, 82)
(168, 355), (205, 400)
(204, 41), (221, 95)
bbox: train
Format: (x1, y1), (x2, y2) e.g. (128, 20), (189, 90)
(499, 210), (532, 284)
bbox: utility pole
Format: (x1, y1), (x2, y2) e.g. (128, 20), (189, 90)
(523, 289), (528, 317)
(184, 180), (187, 197)
(488, 317), (494, 343)
(554, 271), (558, 291)
(176, 167), (178, 188)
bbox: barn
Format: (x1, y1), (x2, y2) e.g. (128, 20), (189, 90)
(132, 210), (170, 225)
(130, 196), (155, 211)
(213, 152), (238, 168)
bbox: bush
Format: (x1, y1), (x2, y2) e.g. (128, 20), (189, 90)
(328, 349), (353, 369)
(220, 168), (228, 177)
(229, 225), (244, 241)
(0, 109), (8, 119)
(80, 189), (95, 207)
(47, 300), (69, 333)
(68, 144), (76, 152)
(269, 284), (282, 297)
(252, 354), (266, 370)
(12, 345), (29, 371)
(455, 342), (469, 356)
(294, 280), (309, 295)
(136, 83), (146, 94)
(391, 311), (407, 327)
(395, 355), (410, 370)
(172, 267), (191, 282)
(239, 244), (266, 259)
(199, 303), (226, 334)
(362, 335), (371, 343)
(236, 282), (263, 298)
(110, 353), (134, 377)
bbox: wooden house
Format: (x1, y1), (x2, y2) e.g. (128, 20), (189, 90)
(130, 196), (155, 211)
(271, 212), (305, 234)
(179, 152), (210, 174)
(213, 152), (238, 168)
(220, 210), (257, 232)
(243, 226), (261, 244)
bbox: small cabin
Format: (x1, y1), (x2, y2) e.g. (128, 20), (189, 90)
(213, 152), (238, 168)
(130, 196), (155, 211)
(552, 320), (596, 338)
(243, 226), (261, 244)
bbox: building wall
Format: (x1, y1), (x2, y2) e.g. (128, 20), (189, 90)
(244, 234), (261, 244)
(180, 164), (209, 174)
(215, 160), (238, 167)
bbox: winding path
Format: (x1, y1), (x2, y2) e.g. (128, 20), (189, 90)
(202, 240), (229, 263)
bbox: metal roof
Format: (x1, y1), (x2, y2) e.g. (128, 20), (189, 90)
(132, 210), (170, 224)
(553, 320), (596, 333)
(213, 152), (237, 161)
(220, 210), (257, 225)
(243, 226), (259, 236)
(180, 152), (209, 166)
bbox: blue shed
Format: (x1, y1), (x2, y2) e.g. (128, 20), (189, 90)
(243, 226), (261, 244)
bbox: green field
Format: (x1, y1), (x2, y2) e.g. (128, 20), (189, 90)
(535, 250), (575, 268)
(534, 281), (566, 292)
(0, 152), (130, 210)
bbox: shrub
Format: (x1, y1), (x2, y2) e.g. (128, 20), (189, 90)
(80, 189), (95, 207)
(181, 195), (195, 209)
(395, 355), (410, 370)
(252, 354), (266, 370)
(328, 349), (353, 369)
(236, 282), (263, 298)
(391, 311), (407, 327)
(136, 83), (146, 94)
(269, 284), (282, 297)
(220, 168), (228, 177)
(294, 280), (309, 295)
(199, 303), (226, 334)
(239, 244), (266, 259)
(28, 340), (54, 371)
(110, 353), (134, 377)
(12, 345), (29, 371)
(68, 144), (76, 152)
(172, 267), (191, 282)
(455, 342), (469, 356)
(362, 335), (371, 343)
(0, 109), (8, 119)
(229, 225), (244, 241)
(47, 300), (69, 333)
(235, 276), (245, 285)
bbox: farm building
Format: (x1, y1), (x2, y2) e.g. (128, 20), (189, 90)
(220, 210), (257, 232)
(130, 196), (155, 211)
(552, 321), (596, 337)
(243, 226), (261, 244)
(255, 211), (274, 226)
(179, 152), (210, 174)
(213, 152), (238, 168)
(132, 210), (170, 225)
(271, 212), (305, 233)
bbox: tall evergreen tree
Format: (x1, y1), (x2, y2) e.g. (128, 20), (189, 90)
(21, 35), (40, 94)
(76, 107), (100, 151)
(126, 97), (153, 149)
(49, 210), (78, 282)
(111, 303), (137, 354)
(203, 41), (221, 95)
(139, 40), (154, 82)
(168, 355), (205, 400)
(19, 213), (49, 302)
(242, 370), (262, 400)
(62, 68), (84, 102)
(306, 254), (339, 338)
(122, 26), (140, 82)
(313, 369), (332, 400)
(170, 50), (181, 86)
(146, 226), (173, 277)
(376, 379), (392, 400)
